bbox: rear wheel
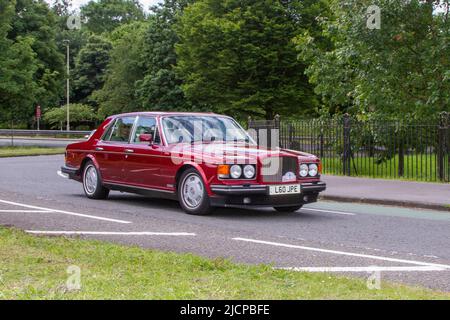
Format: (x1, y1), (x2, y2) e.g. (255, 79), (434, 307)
(178, 168), (213, 215)
(274, 205), (302, 213)
(82, 161), (109, 199)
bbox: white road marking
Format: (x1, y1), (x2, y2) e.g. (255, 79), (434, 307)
(302, 208), (356, 216)
(57, 170), (68, 179)
(279, 266), (447, 273)
(0, 210), (52, 213)
(0, 199), (131, 224)
(26, 231), (196, 236)
(233, 238), (450, 269)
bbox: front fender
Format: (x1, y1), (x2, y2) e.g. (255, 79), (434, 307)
(180, 161), (215, 196)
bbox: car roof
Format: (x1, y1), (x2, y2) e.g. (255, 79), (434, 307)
(108, 111), (224, 119)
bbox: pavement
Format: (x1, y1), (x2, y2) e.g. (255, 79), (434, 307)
(0, 154), (450, 292)
(321, 175), (450, 211)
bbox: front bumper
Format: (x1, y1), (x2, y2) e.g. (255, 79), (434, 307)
(210, 182), (326, 208)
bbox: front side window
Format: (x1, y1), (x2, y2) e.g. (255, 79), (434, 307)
(162, 116), (255, 145)
(131, 117), (161, 144)
(104, 117), (135, 142)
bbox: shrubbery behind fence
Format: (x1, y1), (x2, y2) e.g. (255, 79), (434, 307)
(248, 113), (450, 183)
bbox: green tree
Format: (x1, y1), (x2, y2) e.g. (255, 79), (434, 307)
(72, 35), (112, 106)
(175, 0), (320, 120)
(0, 0), (39, 126)
(93, 21), (148, 118)
(295, 0), (450, 118)
(51, 0), (71, 16)
(43, 103), (99, 129)
(80, 0), (145, 34)
(136, 0), (193, 112)
(9, 0), (65, 110)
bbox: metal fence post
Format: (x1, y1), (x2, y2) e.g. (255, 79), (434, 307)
(274, 114), (280, 149)
(438, 112), (449, 182)
(288, 123), (294, 149)
(398, 134), (405, 178)
(319, 121), (324, 159)
(10, 118), (14, 147)
(343, 114), (351, 176)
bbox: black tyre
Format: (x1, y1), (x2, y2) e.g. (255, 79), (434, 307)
(274, 205), (302, 213)
(82, 161), (109, 200)
(178, 168), (213, 215)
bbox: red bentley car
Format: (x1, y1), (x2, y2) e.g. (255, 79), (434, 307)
(61, 112), (326, 215)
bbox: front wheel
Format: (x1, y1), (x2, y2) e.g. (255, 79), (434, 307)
(178, 168), (213, 215)
(82, 161), (109, 199)
(274, 205), (302, 213)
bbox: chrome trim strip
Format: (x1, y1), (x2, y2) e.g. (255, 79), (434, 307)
(211, 182), (326, 195)
(210, 184), (268, 195)
(301, 182), (326, 191)
(211, 184), (267, 189)
(103, 181), (175, 194)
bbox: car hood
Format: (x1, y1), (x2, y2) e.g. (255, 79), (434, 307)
(168, 142), (318, 164)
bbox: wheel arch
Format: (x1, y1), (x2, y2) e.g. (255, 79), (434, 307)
(80, 154), (101, 177)
(175, 162), (212, 195)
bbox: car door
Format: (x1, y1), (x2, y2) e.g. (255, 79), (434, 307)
(122, 116), (166, 190)
(94, 116), (136, 183)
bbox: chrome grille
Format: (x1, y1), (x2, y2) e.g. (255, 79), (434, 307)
(261, 157), (298, 183)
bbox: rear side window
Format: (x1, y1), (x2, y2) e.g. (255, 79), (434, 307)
(104, 117), (136, 142)
(102, 121), (115, 140)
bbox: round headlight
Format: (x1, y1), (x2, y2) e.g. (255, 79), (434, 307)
(230, 165), (242, 179)
(299, 164), (309, 177)
(309, 163), (318, 176)
(243, 165), (255, 179)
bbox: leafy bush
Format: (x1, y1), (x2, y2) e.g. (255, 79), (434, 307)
(43, 104), (99, 129)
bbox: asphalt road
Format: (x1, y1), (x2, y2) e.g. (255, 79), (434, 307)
(1, 155), (449, 292)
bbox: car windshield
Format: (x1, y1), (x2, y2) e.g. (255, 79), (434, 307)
(162, 116), (256, 145)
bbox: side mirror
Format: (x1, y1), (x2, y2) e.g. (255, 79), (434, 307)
(139, 133), (153, 144)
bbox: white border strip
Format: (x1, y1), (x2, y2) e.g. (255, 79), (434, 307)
(26, 231), (196, 236)
(0, 210), (52, 213)
(0, 199), (131, 224)
(233, 238), (450, 269)
(279, 266), (446, 273)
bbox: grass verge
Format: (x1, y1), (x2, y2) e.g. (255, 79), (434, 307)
(322, 154), (448, 182)
(0, 146), (65, 158)
(0, 227), (448, 299)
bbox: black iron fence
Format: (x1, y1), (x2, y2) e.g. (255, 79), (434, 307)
(248, 113), (450, 183)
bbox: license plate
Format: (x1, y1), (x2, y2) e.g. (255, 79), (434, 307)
(269, 184), (301, 196)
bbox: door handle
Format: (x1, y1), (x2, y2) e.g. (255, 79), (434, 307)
(95, 147), (104, 151)
(124, 149), (134, 154)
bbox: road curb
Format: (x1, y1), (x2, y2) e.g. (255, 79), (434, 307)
(319, 195), (450, 212)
